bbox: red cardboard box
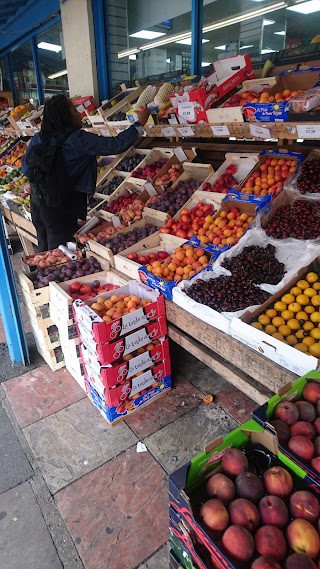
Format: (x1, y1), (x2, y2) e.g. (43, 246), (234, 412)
(72, 96), (98, 118)
(72, 281), (166, 344)
(77, 317), (168, 365)
(80, 337), (170, 387)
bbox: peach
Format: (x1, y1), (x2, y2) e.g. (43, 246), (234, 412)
(311, 456), (320, 473)
(314, 436), (320, 456)
(222, 525), (255, 562)
(235, 471), (264, 503)
(274, 401), (299, 425)
(290, 421), (315, 440)
(288, 436), (315, 462)
(302, 382), (320, 404)
(206, 473), (235, 504)
(270, 420), (290, 443)
(221, 448), (248, 477)
(314, 417), (320, 434)
(263, 466), (293, 497)
(285, 554), (317, 569)
(252, 557), (281, 569)
(287, 519), (320, 558)
(228, 498), (260, 532)
(259, 495), (288, 528)
(289, 491), (320, 523)
(255, 526), (287, 560)
(199, 499), (229, 531)
(295, 400), (316, 423)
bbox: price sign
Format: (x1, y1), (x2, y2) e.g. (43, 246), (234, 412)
(168, 114), (178, 125)
(297, 124), (320, 139)
(249, 124), (271, 139)
(211, 125), (230, 137)
(161, 126), (176, 137)
(101, 128), (111, 137)
(178, 102), (196, 123)
(112, 215), (121, 228)
(174, 147), (188, 161)
(145, 182), (157, 196)
(177, 126), (195, 137)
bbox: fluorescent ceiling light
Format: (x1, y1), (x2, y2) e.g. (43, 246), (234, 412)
(37, 42), (62, 53)
(129, 54), (136, 60)
(274, 30), (286, 34)
(214, 45), (226, 50)
(261, 48), (276, 53)
(166, 58), (171, 63)
(129, 30), (166, 39)
(48, 69), (67, 79)
(287, 0), (320, 14)
(118, 2), (286, 57)
(202, 62), (211, 66)
(240, 44), (254, 49)
(263, 18), (275, 24)
(175, 38), (209, 45)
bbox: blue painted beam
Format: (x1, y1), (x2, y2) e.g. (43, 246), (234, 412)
(5, 53), (17, 106)
(31, 35), (44, 105)
(191, 0), (203, 76)
(92, 0), (112, 102)
(0, 215), (29, 365)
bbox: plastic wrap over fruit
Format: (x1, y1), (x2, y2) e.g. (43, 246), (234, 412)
(288, 87), (320, 113)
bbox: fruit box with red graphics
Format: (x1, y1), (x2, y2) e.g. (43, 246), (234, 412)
(84, 357), (171, 407)
(72, 96), (98, 118)
(72, 280), (166, 344)
(84, 374), (172, 425)
(253, 370), (320, 492)
(169, 419), (319, 569)
(169, 512), (214, 569)
(76, 316), (167, 365)
(80, 337), (169, 388)
(230, 257), (320, 376)
(234, 150), (304, 205)
(243, 70), (320, 123)
(170, 54), (254, 120)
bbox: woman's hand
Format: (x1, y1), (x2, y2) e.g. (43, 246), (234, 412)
(136, 105), (151, 126)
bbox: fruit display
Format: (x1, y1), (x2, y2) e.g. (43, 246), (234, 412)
(198, 445), (320, 569)
(250, 271), (320, 357)
(90, 293), (153, 321)
(108, 111), (127, 122)
(116, 154), (144, 172)
(26, 249), (82, 268)
(76, 224), (126, 245)
(0, 141), (26, 168)
(143, 243), (211, 283)
(68, 279), (119, 301)
(98, 176), (125, 196)
(264, 200), (320, 240)
(147, 178), (201, 216)
(222, 88), (304, 108)
(160, 201), (217, 241)
(127, 250), (170, 266)
(130, 157), (169, 180)
(31, 257), (103, 289)
(154, 163), (183, 187)
(192, 207), (254, 247)
(0, 168), (21, 186)
(297, 159), (320, 194)
(241, 158), (297, 198)
(202, 164), (238, 194)
(267, 382), (320, 475)
(102, 192), (145, 223)
(97, 225), (158, 252)
(186, 244), (285, 312)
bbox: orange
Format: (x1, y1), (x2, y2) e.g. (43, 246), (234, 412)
(281, 310), (294, 321)
(274, 301), (287, 312)
(251, 322), (263, 330)
(272, 332), (284, 341)
(265, 324), (277, 335)
(309, 343), (320, 357)
(305, 305), (315, 314)
(287, 335), (298, 346)
(307, 272), (319, 283)
(296, 311), (308, 321)
(296, 294), (309, 306)
(297, 280), (309, 290)
(278, 325), (291, 337)
(311, 296), (320, 307)
(272, 316), (285, 328)
(296, 330), (305, 339)
(311, 312), (320, 323)
(288, 303), (301, 313)
(310, 328), (320, 340)
(295, 343), (309, 353)
(287, 319), (300, 331)
(282, 293), (295, 304)
(303, 322), (314, 331)
(258, 315), (270, 326)
(282, 89), (291, 98)
(305, 288), (317, 298)
(266, 309), (277, 319)
(302, 336), (316, 347)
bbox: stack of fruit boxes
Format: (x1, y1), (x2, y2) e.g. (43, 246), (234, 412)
(72, 280), (171, 425)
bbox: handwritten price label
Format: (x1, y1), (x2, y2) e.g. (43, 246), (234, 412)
(211, 125), (230, 136)
(178, 102), (196, 123)
(297, 125), (320, 139)
(249, 124), (271, 139)
(177, 126), (195, 137)
(161, 126), (176, 137)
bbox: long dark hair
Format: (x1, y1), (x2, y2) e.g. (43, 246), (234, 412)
(41, 95), (77, 143)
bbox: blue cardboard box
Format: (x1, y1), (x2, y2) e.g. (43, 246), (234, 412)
(223, 190), (272, 208)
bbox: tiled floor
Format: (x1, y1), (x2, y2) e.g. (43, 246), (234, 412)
(0, 240), (257, 569)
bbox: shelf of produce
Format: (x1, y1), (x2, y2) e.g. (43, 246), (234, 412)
(110, 267), (295, 403)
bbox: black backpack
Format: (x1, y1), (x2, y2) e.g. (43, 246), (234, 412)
(26, 131), (76, 208)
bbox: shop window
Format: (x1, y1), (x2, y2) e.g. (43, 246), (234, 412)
(0, 57), (10, 92)
(10, 41), (36, 104)
(37, 21), (69, 100)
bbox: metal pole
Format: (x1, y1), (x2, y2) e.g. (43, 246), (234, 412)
(191, 0), (203, 76)
(31, 36), (44, 105)
(0, 215), (29, 364)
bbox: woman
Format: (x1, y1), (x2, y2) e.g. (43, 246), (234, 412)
(22, 94), (149, 251)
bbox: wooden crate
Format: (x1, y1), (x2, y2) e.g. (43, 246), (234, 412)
(95, 169), (128, 193)
(125, 148), (174, 186)
(33, 340), (65, 372)
(98, 83), (144, 120)
(112, 147), (152, 176)
(98, 181), (154, 223)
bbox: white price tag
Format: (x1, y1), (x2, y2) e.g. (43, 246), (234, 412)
(145, 182), (157, 196)
(101, 128), (111, 137)
(249, 124), (271, 139)
(297, 124), (320, 139)
(178, 102), (196, 123)
(174, 147), (188, 161)
(177, 126), (195, 137)
(161, 126), (176, 137)
(112, 215), (121, 228)
(211, 125), (230, 137)
(168, 114), (179, 125)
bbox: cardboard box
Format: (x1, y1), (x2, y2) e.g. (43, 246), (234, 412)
(230, 257), (320, 376)
(169, 419), (316, 569)
(77, 316), (167, 365)
(84, 374), (172, 425)
(84, 357), (171, 407)
(253, 371), (320, 491)
(72, 96), (98, 118)
(73, 281), (166, 344)
(80, 337), (169, 388)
